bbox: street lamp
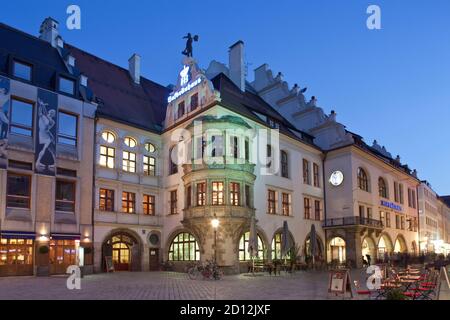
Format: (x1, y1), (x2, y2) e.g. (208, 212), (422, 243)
(211, 217), (220, 263)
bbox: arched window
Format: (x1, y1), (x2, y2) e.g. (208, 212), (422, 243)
(169, 146), (178, 175)
(124, 137), (137, 148)
(357, 167), (369, 192)
(378, 177), (388, 198)
(102, 131), (116, 144)
(271, 232), (293, 260)
(145, 142), (156, 153)
(168, 232), (200, 261)
(239, 232), (265, 261)
(281, 151), (289, 178)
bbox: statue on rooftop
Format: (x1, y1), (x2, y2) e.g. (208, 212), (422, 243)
(182, 33), (199, 58)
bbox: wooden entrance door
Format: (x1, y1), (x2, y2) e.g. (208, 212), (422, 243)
(50, 240), (76, 275)
(149, 248), (159, 271)
(112, 242), (130, 271)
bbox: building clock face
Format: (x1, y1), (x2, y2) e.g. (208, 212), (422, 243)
(329, 171), (344, 186)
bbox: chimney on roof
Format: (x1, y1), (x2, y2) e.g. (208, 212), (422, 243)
(39, 17), (60, 48)
(128, 54), (141, 85)
(229, 41), (245, 92)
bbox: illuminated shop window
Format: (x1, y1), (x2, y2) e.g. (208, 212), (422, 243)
(239, 232), (265, 261)
(168, 232), (200, 261)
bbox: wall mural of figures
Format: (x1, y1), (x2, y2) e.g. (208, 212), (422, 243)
(0, 76), (10, 169)
(35, 89), (57, 176)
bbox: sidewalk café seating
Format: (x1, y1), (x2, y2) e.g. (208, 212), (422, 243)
(405, 269), (440, 300)
(353, 266), (443, 300)
(354, 280), (374, 299)
(247, 260), (266, 273)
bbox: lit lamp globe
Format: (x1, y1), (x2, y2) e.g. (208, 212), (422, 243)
(211, 218), (220, 229)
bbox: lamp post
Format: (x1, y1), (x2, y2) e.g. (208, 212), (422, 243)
(211, 217), (220, 264)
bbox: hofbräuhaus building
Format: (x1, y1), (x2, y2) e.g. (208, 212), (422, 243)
(0, 17), (448, 276)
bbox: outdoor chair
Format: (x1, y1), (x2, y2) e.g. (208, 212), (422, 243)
(353, 280), (373, 300)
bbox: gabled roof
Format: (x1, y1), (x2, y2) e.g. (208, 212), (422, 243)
(210, 73), (317, 148)
(65, 44), (170, 133)
(440, 196), (450, 208)
(348, 131), (418, 180)
(0, 23), (70, 93)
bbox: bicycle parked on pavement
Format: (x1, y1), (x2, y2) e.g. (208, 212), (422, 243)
(187, 260), (223, 280)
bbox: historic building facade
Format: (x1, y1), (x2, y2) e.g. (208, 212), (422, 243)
(67, 39), (325, 273)
(418, 182), (449, 254)
(440, 197), (450, 255)
(251, 64), (422, 268)
(0, 19), (96, 276)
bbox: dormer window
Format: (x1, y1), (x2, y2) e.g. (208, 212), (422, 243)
(268, 118), (279, 129)
(13, 60), (32, 81)
(59, 76), (75, 95)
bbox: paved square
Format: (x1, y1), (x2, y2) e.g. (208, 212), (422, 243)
(0, 270), (448, 300)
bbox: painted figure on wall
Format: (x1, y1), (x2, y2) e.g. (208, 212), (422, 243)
(35, 89), (57, 175)
(0, 76), (10, 167)
(36, 98), (56, 171)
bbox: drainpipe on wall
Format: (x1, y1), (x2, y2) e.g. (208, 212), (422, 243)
(416, 184), (421, 255)
(91, 116), (98, 272)
(322, 151), (328, 263)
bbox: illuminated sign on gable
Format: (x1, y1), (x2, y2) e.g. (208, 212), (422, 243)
(380, 200), (402, 212)
(180, 65), (190, 86)
(168, 78), (201, 103)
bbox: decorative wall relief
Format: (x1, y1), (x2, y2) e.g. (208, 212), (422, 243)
(0, 76), (10, 169)
(35, 89), (57, 176)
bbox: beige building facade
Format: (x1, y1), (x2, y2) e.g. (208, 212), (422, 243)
(0, 19), (96, 276)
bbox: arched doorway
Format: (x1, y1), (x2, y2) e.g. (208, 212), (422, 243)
(377, 234), (393, 261)
(328, 237), (346, 263)
(102, 231), (141, 272)
(362, 237), (376, 263)
(394, 235), (407, 253)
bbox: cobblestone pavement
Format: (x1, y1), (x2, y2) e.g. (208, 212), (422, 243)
(0, 270), (448, 300)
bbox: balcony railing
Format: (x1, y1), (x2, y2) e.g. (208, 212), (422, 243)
(323, 216), (384, 229)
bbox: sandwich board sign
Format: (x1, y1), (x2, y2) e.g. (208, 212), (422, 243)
(105, 256), (115, 273)
(328, 269), (353, 298)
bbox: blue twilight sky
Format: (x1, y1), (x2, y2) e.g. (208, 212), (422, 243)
(1, 0), (449, 194)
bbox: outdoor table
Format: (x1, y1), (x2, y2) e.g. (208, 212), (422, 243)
(400, 275), (421, 281)
(373, 282), (402, 300)
(398, 276), (421, 294)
